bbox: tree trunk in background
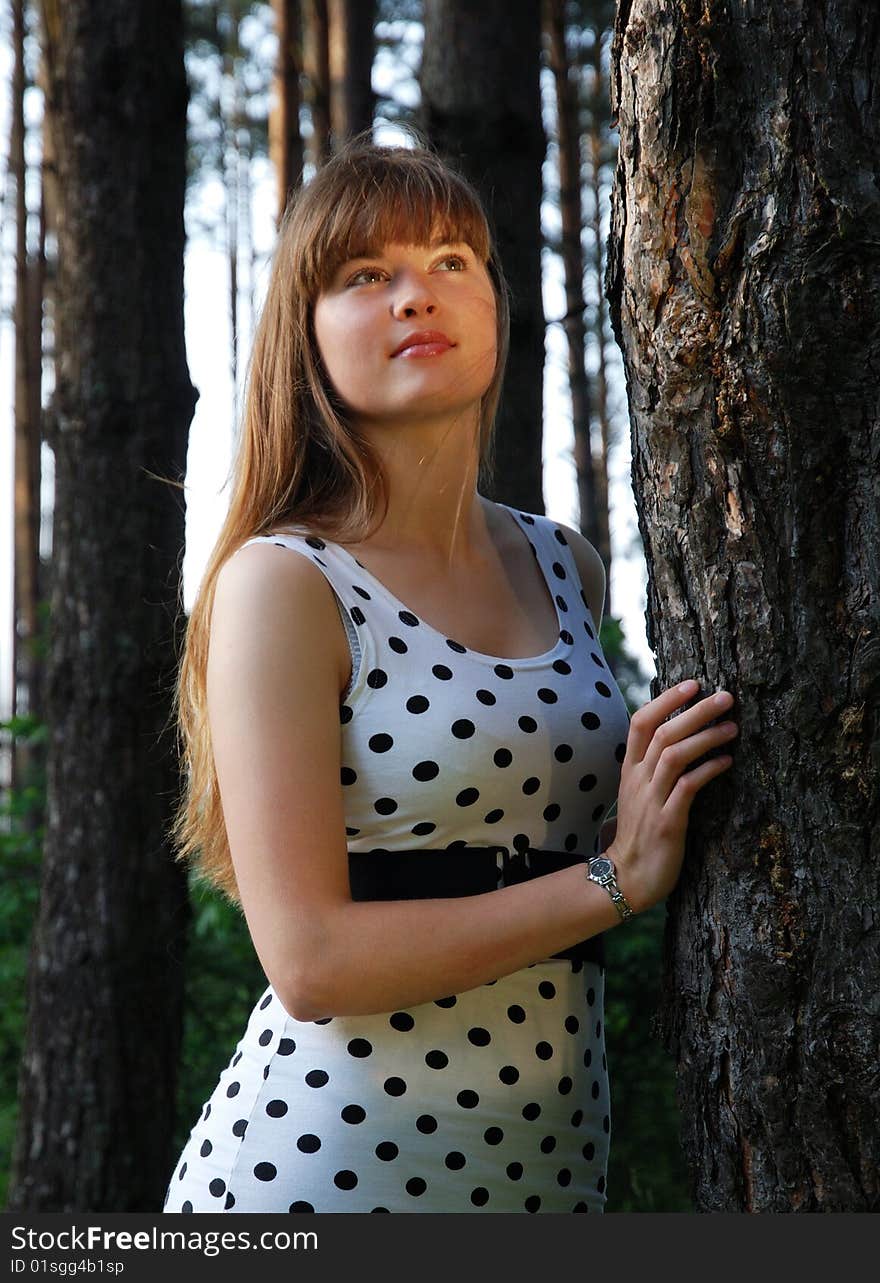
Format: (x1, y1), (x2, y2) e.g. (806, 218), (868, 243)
(328, 0), (375, 146)
(8, 0), (197, 1212)
(543, 0), (599, 552)
(420, 0), (545, 513)
(584, 4), (615, 622)
(303, 0), (331, 166)
(270, 0), (305, 223)
(607, 0), (879, 1210)
(11, 0), (44, 803)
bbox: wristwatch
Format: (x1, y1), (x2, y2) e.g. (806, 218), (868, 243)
(585, 854), (635, 921)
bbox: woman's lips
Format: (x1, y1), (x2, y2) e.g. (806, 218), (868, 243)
(391, 330), (455, 357)
(394, 340), (453, 358)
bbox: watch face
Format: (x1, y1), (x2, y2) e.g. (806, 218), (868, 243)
(590, 857), (613, 879)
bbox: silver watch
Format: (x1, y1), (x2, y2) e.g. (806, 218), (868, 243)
(585, 854), (635, 921)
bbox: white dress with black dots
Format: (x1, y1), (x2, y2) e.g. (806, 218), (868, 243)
(163, 502), (631, 1214)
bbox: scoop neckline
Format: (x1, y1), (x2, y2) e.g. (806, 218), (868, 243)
(325, 502), (572, 668)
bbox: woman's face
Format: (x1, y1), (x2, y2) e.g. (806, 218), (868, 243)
(312, 237), (498, 429)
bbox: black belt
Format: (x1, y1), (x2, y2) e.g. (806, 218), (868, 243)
(347, 846), (605, 966)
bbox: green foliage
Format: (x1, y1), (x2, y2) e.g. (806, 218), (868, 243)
(170, 880), (266, 1158)
(604, 906), (693, 1211)
(0, 715), (46, 1210)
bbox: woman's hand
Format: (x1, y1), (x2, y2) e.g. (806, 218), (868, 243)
(608, 679), (738, 914)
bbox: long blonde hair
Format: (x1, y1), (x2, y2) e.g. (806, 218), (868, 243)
(170, 128), (512, 905)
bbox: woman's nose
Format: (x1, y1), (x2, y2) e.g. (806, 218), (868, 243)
(390, 271), (439, 318)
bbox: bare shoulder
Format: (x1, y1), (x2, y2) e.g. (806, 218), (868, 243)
(549, 520), (606, 630)
(213, 540), (351, 697)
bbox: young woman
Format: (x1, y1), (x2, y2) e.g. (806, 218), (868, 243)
(162, 132), (738, 1214)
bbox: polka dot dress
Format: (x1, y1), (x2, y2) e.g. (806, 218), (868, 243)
(163, 501), (630, 1213)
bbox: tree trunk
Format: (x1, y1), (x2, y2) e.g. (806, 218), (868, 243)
(543, 0), (600, 551)
(270, 0), (305, 223)
(302, 0), (331, 166)
(420, 0), (545, 513)
(327, 0), (375, 146)
(584, 7), (615, 622)
(11, 0), (44, 793)
(607, 0), (880, 1210)
(8, 0), (197, 1212)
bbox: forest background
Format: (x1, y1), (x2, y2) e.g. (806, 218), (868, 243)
(1, 0), (877, 1216)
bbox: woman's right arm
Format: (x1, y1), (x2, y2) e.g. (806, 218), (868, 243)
(208, 545), (737, 1021)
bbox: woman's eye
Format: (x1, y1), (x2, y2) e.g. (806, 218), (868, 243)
(437, 253), (467, 271)
(347, 267), (385, 286)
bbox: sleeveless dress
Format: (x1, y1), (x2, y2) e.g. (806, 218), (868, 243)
(163, 502), (631, 1214)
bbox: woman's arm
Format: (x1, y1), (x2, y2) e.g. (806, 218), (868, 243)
(208, 545), (639, 1023)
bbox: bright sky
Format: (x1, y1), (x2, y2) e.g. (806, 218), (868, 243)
(0, 33), (655, 752)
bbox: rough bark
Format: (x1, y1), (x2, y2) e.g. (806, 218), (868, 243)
(8, 0), (197, 1211)
(327, 0), (376, 146)
(420, 0), (546, 513)
(544, 0), (601, 551)
(607, 0), (880, 1210)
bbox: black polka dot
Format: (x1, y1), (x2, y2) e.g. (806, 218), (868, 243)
(535, 1041), (554, 1060)
(266, 1099), (288, 1118)
(347, 1038), (373, 1058)
(297, 1134), (321, 1153)
(471, 1187), (490, 1205)
(538, 981), (556, 999)
(305, 1070), (329, 1088)
(406, 695), (430, 713)
(445, 1151), (467, 1169)
(484, 1126), (504, 1145)
(225, 1192), (236, 1209)
(507, 1004), (526, 1023)
(368, 732), (393, 753)
(289, 1201), (314, 1213)
(277, 1038), (296, 1055)
(406, 1177), (427, 1196)
(412, 760), (439, 781)
(366, 667), (388, 689)
(525, 1194), (541, 1212)
(181, 1201), (193, 1213)
(499, 1064), (519, 1084)
(376, 1141), (398, 1160)
(522, 1102), (541, 1120)
(416, 1114), (438, 1134)
(451, 719), (475, 738)
(200, 1139), (212, 1157)
(334, 1170), (358, 1190)
(254, 1162), (277, 1181)
(467, 1027), (491, 1046)
(384, 1077), (407, 1096)
(341, 1104), (366, 1124)
(390, 1011), (415, 1031)
(226, 1082), (240, 1098)
(232, 1119), (248, 1137)
(425, 1049), (448, 1069)
(457, 1089), (479, 1109)
(506, 1162), (523, 1180)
